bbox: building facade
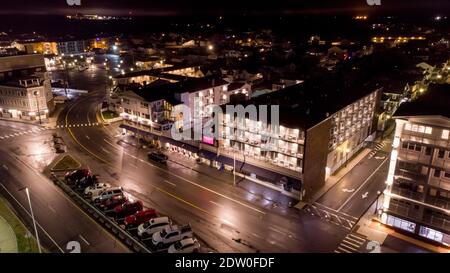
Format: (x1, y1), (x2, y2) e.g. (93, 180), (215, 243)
(382, 84), (450, 246)
(0, 54), (54, 121)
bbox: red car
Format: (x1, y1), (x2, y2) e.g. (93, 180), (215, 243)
(64, 169), (91, 184)
(98, 195), (127, 211)
(114, 200), (143, 220)
(124, 209), (157, 229)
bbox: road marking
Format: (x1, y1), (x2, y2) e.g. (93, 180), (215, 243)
(340, 243), (359, 251)
(0, 182), (65, 252)
(85, 135), (90, 140)
(2, 164), (8, 170)
(10, 153), (130, 252)
(251, 232), (262, 239)
(342, 188), (355, 193)
(337, 157), (388, 212)
(79, 235), (90, 246)
(269, 226), (285, 235)
(348, 234), (366, 242)
(342, 239), (360, 248)
(163, 180), (176, 187)
(337, 246), (351, 253)
(313, 203), (358, 220)
(209, 200), (223, 207)
(345, 236), (364, 245)
(100, 147), (110, 154)
(48, 204), (57, 214)
(362, 192), (369, 199)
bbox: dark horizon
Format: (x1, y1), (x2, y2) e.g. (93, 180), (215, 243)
(0, 0), (448, 16)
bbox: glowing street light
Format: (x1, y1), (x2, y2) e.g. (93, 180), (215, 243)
(208, 45), (214, 50)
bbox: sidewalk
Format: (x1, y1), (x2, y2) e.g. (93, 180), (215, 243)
(0, 215), (17, 253)
(296, 147), (372, 209)
(164, 149), (298, 208)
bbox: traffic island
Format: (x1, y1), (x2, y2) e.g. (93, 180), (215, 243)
(0, 197), (40, 253)
(50, 154), (82, 172)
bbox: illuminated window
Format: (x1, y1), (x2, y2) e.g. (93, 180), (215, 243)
(425, 127), (432, 134)
(442, 130), (449, 140)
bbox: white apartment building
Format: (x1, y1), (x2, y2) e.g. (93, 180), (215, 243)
(382, 84), (450, 246)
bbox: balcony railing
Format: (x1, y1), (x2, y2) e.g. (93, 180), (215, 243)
(426, 196), (450, 210)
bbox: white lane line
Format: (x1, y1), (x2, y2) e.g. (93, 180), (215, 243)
(342, 239), (360, 248)
(48, 204), (57, 214)
(79, 235), (90, 246)
(209, 200), (223, 207)
(337, 246), (351, 253)
(314, 203), (358, 220)
(0, 136), (4, 139)
(251, 232), (263, 239)
(269, 226), (285, 235)
(337, 157), (389, 211)
(0, 183), (65, 252)
(334, 250), (341, 253)
(100, 147), (111, 154)
(163, 180), (176, 187)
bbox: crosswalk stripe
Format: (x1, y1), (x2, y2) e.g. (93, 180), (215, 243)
(340, 243), (359, 251)
(348, 233), (366, 242)
(344, 236), (364, 245)
(337, 247), (351, 253)
(334, 250), (341, 253)
(342, 239), (361, 248)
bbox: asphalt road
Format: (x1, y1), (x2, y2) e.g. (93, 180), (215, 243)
(51, 65), (353, 253)
(316, 145), (391, 219)
(0, 120), (130, 253)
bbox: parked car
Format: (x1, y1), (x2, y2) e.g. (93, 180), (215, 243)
(92, 187), (123, 203)
(147, 151), (168, 163)
(84, 183), (110, 197)
(152, 224), (193, 249)
(124, 209), (157, 229)
(64, 169), (91, 184)
(54, 143), (66, 153)
(168, 238), (200, 253)
(98, 195), (127, 211)
(137, 217), (171, 238)
(75, 175), (98, 189)
(113, 200), (143, 220)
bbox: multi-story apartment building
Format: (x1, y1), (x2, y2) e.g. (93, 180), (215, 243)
(382, 84), (450, 246)
(216, 82), (380, 198)
(0, 54), (54, 121)
(111, 76), (230, 131)
(57, 40), (87, 55)
(117, 77), (380, 200)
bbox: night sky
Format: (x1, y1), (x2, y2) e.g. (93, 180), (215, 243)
(0, 0), (448, 15)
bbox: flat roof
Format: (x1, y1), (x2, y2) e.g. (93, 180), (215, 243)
(394, 84), (450, 119)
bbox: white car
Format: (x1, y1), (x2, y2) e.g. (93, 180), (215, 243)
(168, 238), (200, 253)
(152, 224), (193, 249)
(137, 217), (171, 237)
(92, 187), (123, 203)
(84, 183), (111, 197)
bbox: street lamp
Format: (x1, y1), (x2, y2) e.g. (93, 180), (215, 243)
(375, 190), (382, 214)
(19, 187), (42, 253)
(33, 91), (42, 125)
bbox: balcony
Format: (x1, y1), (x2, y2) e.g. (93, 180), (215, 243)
(391, 184), (424, 202)
(394, 169), (427, 184)
(426, 196), (450, 210)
